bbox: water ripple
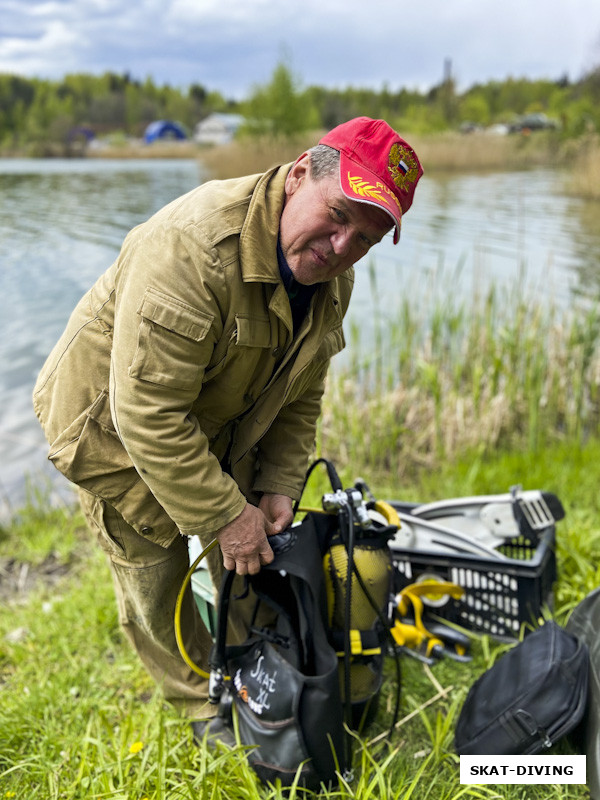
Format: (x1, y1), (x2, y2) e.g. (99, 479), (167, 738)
(2, 159), (599, 507)
(0, 158), (202, 506)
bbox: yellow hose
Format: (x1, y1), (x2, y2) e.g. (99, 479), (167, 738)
(373, 500), (401, 528)
(174, 537), (222, 680)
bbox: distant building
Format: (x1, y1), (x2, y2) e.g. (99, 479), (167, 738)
(144, 120), (188, 144)
(194, 113), (244, 145)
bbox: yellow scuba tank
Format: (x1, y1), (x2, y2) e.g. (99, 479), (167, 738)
(323, 527), (394, 729)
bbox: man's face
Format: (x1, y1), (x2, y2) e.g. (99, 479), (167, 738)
(279, 154), (392, 286)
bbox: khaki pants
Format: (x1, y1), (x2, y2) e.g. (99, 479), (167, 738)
(79, 488), (217, 719)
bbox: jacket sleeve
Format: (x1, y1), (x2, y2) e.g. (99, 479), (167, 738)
(109, 221), (247, 537)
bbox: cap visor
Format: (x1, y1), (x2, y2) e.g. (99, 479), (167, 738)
(338, 153), (402, 243)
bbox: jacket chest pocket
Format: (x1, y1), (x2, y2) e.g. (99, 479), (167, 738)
(129, 287), (214, 391)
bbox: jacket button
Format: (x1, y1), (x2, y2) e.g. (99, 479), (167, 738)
(272, 346), (280, 357)
(141, 526), (153, 535)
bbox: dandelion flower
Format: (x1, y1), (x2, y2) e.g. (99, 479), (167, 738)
(129, 741), (144, 754)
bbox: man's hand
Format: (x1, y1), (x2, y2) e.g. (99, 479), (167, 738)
(216, 495), (294, 576)
(258, 493), (294, 534)
(217, 503), (276, 576)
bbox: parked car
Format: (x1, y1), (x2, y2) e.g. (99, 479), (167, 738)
(509, 113), (559, 133)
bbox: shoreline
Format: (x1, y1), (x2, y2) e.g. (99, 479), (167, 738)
(0, 129), (589, 170)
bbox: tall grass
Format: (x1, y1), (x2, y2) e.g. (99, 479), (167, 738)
(195, 130), (585, 179)
(197, 132), (322, 178)
(320, 274), (600, 482)
(407, 130), (564, 172)
(564, 134), (600, 201)
(198, 130), (561, 178)
(197, 129), (600, 208)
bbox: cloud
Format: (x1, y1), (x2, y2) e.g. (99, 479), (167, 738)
(0, 0), (599, 98)
(0, 18), (83, 76)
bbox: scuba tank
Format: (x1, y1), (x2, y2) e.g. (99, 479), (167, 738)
(324, 525), (394, 729)
(315, 479), (397, 732)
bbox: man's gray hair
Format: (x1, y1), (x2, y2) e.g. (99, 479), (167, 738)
(308, 144), (340, 180)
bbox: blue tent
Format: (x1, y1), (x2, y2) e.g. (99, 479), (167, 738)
(67, 126), (95, 143)
(144, 120), (187, 143)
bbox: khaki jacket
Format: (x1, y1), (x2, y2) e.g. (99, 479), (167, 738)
(33, 164), (352, 547)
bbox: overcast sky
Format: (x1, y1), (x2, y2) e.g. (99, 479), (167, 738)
(1, 0), (600, 99)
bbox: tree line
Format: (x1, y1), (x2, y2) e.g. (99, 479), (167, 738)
(1, 60), (599, 154)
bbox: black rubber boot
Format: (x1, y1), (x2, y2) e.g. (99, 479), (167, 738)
(191, 702), (236, 748)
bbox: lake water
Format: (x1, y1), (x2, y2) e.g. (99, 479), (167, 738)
(1, 157), (599, 513)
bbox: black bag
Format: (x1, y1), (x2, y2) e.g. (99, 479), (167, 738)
(566, 587), (600, 799)
(455, 621), (589, 755)
(209, 516), (346, 790)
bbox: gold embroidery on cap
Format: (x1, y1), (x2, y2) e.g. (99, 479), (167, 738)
(347, 174), (384, 200)
(347, 173), (402, 216)
(377, 181), (402, 212)
(388, 143), (419, 190)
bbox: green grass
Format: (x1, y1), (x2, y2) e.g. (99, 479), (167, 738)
(1, 438), (594, 799)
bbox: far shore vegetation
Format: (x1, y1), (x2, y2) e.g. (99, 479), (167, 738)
(2, 60), (600, 199)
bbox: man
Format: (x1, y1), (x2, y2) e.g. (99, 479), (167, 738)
(33, 116), (423, 730)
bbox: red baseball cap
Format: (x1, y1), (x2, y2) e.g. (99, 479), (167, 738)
(319, 117), (423, 244)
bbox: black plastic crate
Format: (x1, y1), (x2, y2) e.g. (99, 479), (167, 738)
(390, 528), (557, 640)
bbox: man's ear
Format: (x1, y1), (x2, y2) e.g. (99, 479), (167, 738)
(284, 153), (310, 197)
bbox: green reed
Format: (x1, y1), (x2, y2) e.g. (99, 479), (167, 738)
(320, 271), (600, 480)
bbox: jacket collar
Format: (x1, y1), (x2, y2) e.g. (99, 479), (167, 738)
(239, 163), (288, 285)
(238, 162), (345, 313)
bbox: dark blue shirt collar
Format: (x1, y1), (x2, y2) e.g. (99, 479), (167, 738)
(277, 237), (317, 333)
